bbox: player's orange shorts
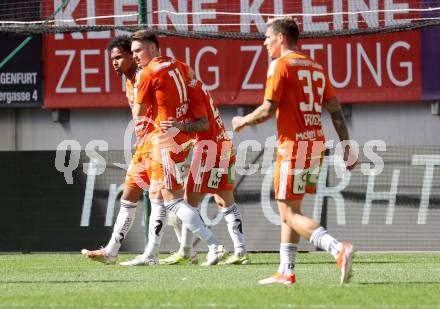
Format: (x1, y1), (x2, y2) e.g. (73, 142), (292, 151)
(186, 140), (235, 194)
(274, 149), (324, 201)
(125, 151), (153, 190)
(149, 143), (191, 193)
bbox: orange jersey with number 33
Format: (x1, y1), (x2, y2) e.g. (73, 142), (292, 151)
(265, 51), (335, 146)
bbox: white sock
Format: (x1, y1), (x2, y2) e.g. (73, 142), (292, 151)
(105, 199), (137, 257)
(168, 211), (182, 243)
(221, 203), (246, 256)
(178, 224), (194, 257)
(143, 199), (167, 258)
(277, 243), (297, 275)
(165, 199), (219, 246)
(310, 227), (342, 258)
(169, 213), (193, 257)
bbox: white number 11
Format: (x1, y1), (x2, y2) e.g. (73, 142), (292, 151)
(168, 68), (187, 104)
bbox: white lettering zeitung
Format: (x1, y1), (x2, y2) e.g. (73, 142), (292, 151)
(302, 41), (414, 88)
(0, 72), (37, 84)
(240, 46), (264, 90)
(54, 49), (111, 94)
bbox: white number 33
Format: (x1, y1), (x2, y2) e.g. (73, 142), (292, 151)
(298, 70), (325, 113)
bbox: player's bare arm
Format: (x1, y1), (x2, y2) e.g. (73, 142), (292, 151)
(323, 97), (350, 141)
(323, 96), (358, 170)
(160, 117), (209, 132)
(232, 100), (278, 132)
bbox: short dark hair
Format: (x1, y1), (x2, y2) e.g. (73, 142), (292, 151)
(130, 30), (160, 49)
(267, 18), (300, 46)
(106, 35), (132, 53)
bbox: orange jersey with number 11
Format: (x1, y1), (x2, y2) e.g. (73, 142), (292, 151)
(135, 56), (192, 151)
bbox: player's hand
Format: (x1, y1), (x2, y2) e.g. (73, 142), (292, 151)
(232, 116), (245, 133)
(343, 144), (358, 171)
(159, 117), (183, 132)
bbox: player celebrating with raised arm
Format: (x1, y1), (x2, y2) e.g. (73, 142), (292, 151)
(159, 78), (249, 266)
(120, 30), (227, 266)
(82, 36), (165, 265)
(232, 18), (357, 285)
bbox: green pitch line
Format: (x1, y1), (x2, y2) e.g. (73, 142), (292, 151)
(0, 252), (439, 308)
(0, 0), (71, 70)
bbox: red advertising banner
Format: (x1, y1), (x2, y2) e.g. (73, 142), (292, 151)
(42, 0), (422, 108)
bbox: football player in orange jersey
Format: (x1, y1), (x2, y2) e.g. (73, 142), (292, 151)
(159, 79), (250, 266)
(118, 30), (227, 266)
(232, 18), (357, 285)
(82, 36), (162, 265)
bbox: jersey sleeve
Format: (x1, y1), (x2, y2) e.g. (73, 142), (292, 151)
(264, 58), (285, 103)
(180, 62), (190, 81)
(135, 68), (154, 105)
(188, 80), (208, 119)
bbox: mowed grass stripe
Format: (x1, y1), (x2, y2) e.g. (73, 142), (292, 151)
(0, 253), (439, 308)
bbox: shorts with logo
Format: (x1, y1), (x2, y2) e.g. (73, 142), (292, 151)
(125, 151), (153, 190)
(186, 140), (235, 194)
(125, 130), (192, 191)
(149, 144), (190, 193)
(274, 150), (324, 201)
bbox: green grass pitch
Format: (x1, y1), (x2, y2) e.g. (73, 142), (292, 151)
(1, 252), (439, 308)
